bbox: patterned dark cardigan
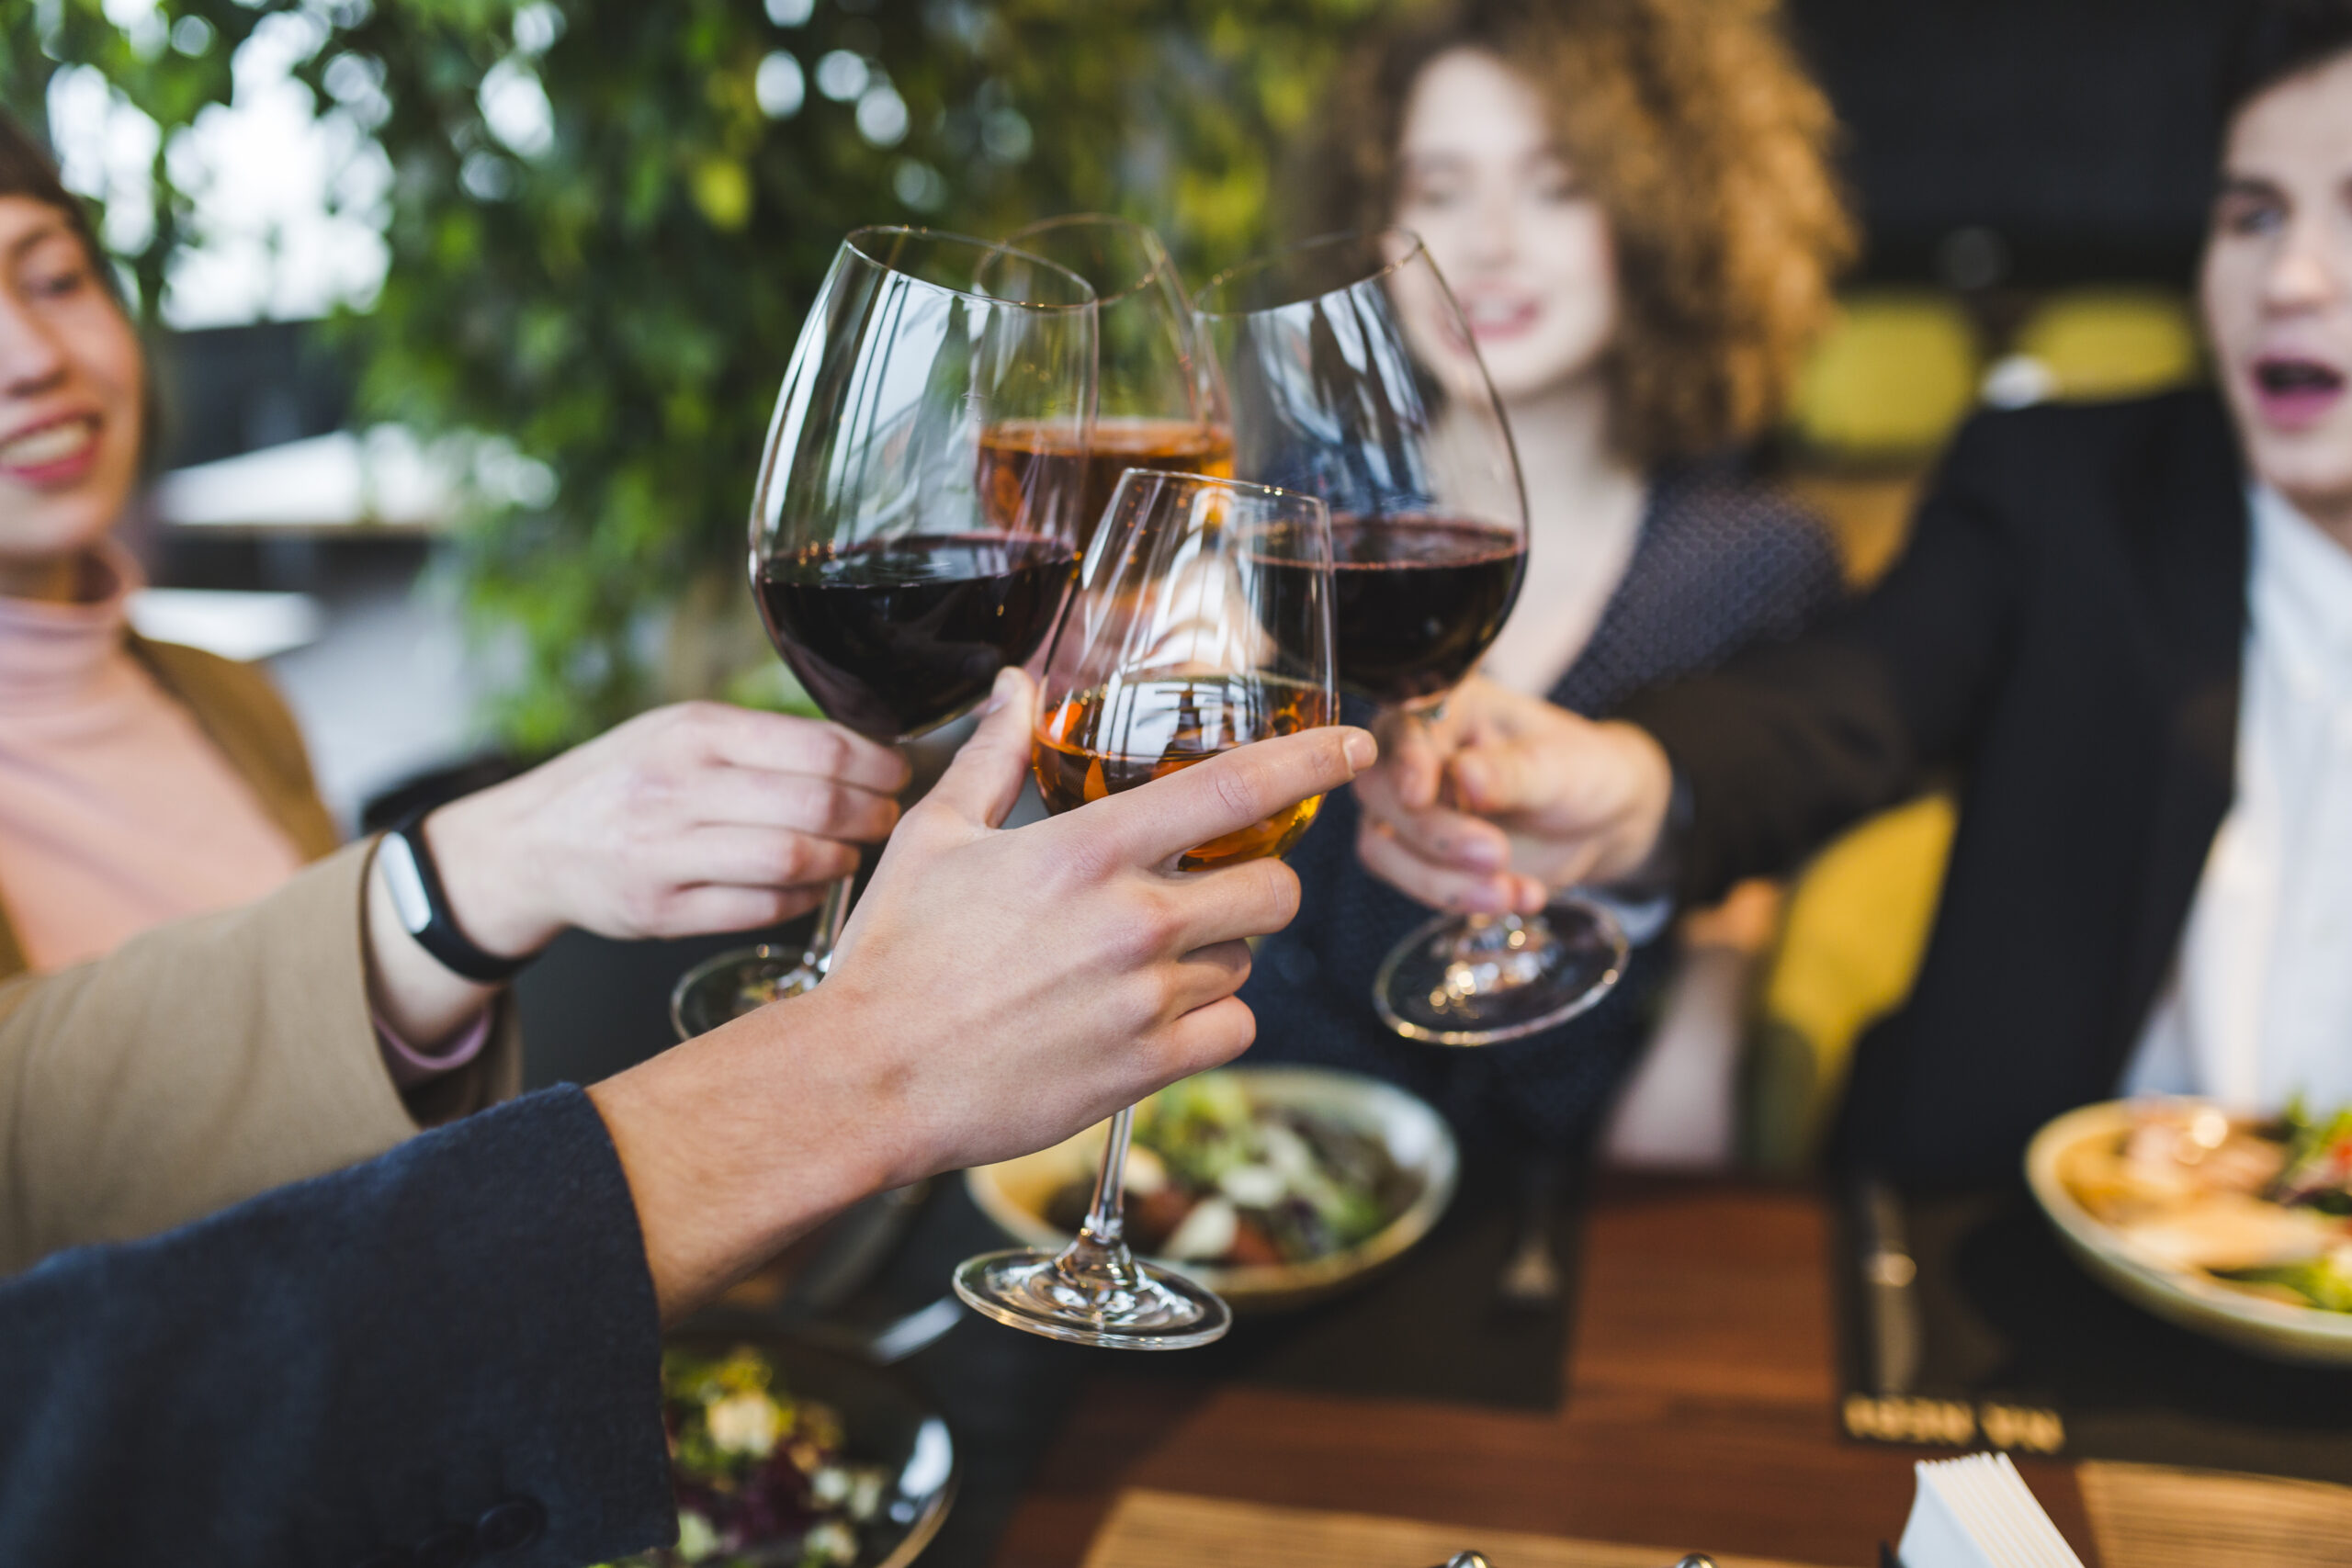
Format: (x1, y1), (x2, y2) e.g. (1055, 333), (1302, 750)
(1238, 460), (1845, 1159)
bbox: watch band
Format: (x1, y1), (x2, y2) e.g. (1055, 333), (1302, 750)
(379, 807), (530, 984)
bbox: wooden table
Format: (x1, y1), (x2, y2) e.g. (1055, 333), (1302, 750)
(987, 1177), (2101, 1568)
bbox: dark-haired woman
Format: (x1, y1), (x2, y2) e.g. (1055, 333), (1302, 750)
(0, 114), (910, 1246)
(1240, 0), (1853, 1169)
(1357, 0), (2352, 1185)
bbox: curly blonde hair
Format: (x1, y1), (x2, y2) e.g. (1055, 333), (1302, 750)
(1310, 0), (1855, 465)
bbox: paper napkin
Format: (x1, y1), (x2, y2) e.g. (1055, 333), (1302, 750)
(1894, 1451), (2085, 1568)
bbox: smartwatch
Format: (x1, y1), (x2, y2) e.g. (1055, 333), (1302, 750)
(379, 807), (531, 984)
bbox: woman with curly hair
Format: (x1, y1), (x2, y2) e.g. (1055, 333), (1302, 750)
(1240, 0), (1854, 1181)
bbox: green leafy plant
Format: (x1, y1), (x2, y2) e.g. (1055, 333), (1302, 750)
(9, 0), (1384, 748)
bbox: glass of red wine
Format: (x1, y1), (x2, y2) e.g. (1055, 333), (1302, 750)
(672, 228), (1097, 1033)
(989, 215), (1233, 554)
(1196, 229), (1627, 1048)
(952, 468), (1337, 1348)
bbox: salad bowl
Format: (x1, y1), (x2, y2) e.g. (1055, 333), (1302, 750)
(967, 1066), (1458, 1314)
(2026, 1098), (2352, 1365)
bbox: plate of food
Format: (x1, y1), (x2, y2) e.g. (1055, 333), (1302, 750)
(2025, 1097), (2352, 1363)
(600, 1331), (956, 1568)
(965, 1066), (1458, 1314)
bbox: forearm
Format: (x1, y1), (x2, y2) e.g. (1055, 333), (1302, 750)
(0, 844), (424, 1271)
(1621, 429), (2018, 904)
(0, 1089), (673, 1568)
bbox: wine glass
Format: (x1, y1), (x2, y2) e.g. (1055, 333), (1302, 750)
(995, 215), (1233, 554)
(1196, 229), (1628, 1048)
(672, 227), (1098, 1029)
(952, 468), (1338, 1349)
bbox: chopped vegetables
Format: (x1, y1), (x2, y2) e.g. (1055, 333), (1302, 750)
(602, 1345), (893, 1568)
(1044, 1073), (1414, 1269)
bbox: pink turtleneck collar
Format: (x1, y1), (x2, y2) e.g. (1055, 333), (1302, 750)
(0, 544), (145, 717)
(0, 546), (307, 970)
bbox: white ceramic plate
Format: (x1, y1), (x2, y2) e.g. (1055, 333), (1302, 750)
(966, 1066), (1458, 1314)
(2025, 1099), (2352, 1364)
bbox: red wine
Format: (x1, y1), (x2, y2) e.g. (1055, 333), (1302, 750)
(1265, 517), (1525, 706)
(1032, 675), (1330, 868)
(756, 534), (1077, 741)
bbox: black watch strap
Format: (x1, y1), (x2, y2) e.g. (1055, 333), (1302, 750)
(379, 807), (530, 983)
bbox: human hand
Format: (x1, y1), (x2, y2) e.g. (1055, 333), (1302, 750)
(589, 668), (1376, 1319)
(428, 702), (911, 960)
(1353, 675), (1674, 915)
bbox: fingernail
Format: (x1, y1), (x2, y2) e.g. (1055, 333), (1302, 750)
(978, 666), (1021, 716)
(1342, 729), (1376, 773)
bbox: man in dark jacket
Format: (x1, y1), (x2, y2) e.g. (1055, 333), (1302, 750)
(1348, 1), (2352, 1185)
(0, 670), (1373, 1567)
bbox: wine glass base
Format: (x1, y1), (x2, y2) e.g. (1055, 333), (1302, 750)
(669, 944), (820, 1041)
(952, 1248), (1232, 1349)
(1372, 897), (1629, 1047)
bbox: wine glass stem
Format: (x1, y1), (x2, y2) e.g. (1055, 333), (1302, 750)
(1066, 1102), (1137, 1269)
(805, 874), (853, 977)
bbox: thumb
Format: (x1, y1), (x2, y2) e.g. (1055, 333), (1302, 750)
(926, 667), (1039, 829)
(1385, 706), (1455, 810)
(1447, 735), (1562, 820)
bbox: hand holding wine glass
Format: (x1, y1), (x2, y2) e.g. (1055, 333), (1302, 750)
(1350, 675), (1677, 911)
(954, 468), (1339, 1349)
(673, 227), (1097, 1035)
(1197, 229), (1628, 1046)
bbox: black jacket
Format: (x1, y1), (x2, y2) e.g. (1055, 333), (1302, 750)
(1624, 390), (2249, 1185)
(0, 1087), (674, 1567)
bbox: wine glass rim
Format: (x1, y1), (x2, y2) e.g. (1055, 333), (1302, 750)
(1001, 214), (1182, 310)
(843, 224), (1099, 312)
(1195, 228), (1430, 317)
(1110, 466), (1325, 512)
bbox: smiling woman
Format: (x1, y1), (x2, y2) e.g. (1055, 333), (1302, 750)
(0, 115), (922, 1214)
(0, 118), (339, 986)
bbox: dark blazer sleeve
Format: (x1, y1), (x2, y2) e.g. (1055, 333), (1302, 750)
(0, 1086), (675, 1568)
(1622, 414), (2027, 905)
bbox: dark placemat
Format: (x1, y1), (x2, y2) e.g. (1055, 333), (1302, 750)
(832, 1158), (1579, 1568)
(1832, 1182), (2352, 1483)
(1102, 1154), (1578, 1410)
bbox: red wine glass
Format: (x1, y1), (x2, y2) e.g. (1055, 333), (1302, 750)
(1196, 230), (1626, 1047)
(953, 468), (1337, 1348)
(671, 228), (1097, 1033)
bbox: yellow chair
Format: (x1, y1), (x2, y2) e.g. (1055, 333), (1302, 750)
(1788, 290), (1983, 463)
(2008, 287), (2202, 403)
(1739, 792), (1958, 1174)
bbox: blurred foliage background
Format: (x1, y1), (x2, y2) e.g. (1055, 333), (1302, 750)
(4, 0), (1386, 748)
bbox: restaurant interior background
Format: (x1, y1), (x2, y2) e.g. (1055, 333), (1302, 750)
(1, 0), (2239, 1111)
(20, 3), (2352, 1565)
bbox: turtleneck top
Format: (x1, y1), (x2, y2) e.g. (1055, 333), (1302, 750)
(0, 547), (484, 1085)
(0, 547), (305, 971)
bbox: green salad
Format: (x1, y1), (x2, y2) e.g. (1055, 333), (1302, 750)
(1045, 1073), (1413, 1268)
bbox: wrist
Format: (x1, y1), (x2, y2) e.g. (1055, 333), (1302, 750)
(425, 785), (562, 961)
(590, 988), (899, 1323)
(1595, 721), (1679, 885)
